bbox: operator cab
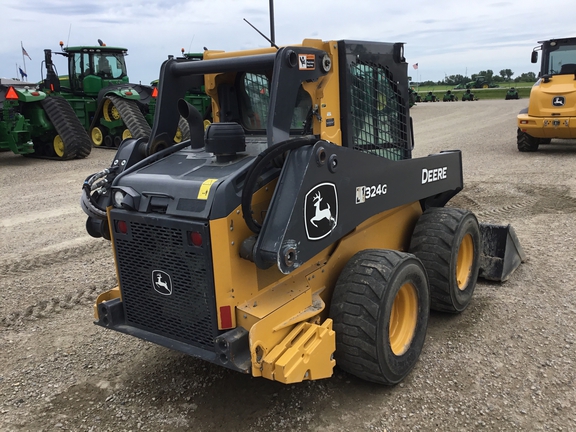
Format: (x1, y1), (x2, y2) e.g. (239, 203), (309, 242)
(65, 47), (129, 95)
(533, 37), (576, 78)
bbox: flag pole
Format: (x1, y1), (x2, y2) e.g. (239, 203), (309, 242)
(21, 41), (27, 76)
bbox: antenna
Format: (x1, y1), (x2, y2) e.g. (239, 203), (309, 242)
(268, 0), (275, 46)
(243, 18), (278, 49)
(66, 24), (72, 48)
(188, 35), (195, 54)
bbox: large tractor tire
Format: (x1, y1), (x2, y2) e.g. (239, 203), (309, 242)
(174, 116), (191, 143)
(517, 128), (539, 152)
(330, 249), (429, 385)
(409, 207), (481, 313)
(40, 96), (92, 160)
(102, 95), (151, 146)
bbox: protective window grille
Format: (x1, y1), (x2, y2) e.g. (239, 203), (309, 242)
(350, 62), (409, 160)
(243, 73), (270, 129)
(242, 73), (311, 131)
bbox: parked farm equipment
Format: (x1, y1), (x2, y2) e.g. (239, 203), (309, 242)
(0, 78), (91, 159)
(40, 40), (152, 149)
(505, 87), (519, 100)
(421, 91), (439, 102)
(517, 37), (576, 151)
(443, 90), (458, 101)
(461, 89), (478, 101)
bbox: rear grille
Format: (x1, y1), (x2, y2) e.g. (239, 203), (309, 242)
(111, 211), (219, 351)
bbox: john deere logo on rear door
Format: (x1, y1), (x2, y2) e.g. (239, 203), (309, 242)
(552, 96), (565, 107)
(152, 270), (172, 296)
(304, 183), (338, 241)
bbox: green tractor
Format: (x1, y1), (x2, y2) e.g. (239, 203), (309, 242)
(467, 76), (499, 89)
(505, 87), (519, 100)
(421, 91), (438, 102)
(461, 89), (478, 101)
(0, 79), (91, 159)
(443, 90), (458, 101)
(41, 40), (153, 149)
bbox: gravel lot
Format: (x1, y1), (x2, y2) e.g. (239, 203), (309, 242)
(1, 99), (575, 431)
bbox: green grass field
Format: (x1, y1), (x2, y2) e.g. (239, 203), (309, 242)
(413, 83), (533, 100)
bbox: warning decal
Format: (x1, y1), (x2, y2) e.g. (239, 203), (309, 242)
(197, 178), (218, 200)
(298, 54), (315, 70)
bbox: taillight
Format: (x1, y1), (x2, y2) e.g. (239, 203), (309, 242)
(219, 305), (233, 329)
(116, 220), (128, 234)
(188, 231), (202, 247)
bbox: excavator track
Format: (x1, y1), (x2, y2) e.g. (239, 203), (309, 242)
(34, 96), (92, 160)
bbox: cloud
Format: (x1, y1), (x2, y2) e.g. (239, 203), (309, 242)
(0, 0), (573, 83)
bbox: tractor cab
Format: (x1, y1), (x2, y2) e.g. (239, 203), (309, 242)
(62, 45), (130, 96)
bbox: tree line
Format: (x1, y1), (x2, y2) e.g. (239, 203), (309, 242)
(411, 69), (537, 86)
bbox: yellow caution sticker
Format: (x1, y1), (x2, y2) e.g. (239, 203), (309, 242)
(197, 179), (218, 200)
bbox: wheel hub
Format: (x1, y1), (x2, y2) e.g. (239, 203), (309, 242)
(456, 233), (474, 290)
(53, 135), (65, 157)
(389, 282), (418, 356)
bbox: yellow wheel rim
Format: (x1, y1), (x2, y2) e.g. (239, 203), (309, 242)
(103, 98), (121, 122)
(389, 282), (418, 356)
(91, 127), (104, 146)
(174, 127), (183, 143)
(456, 233), (474, 290)
(122, 129), (132, 140)
(53, 135), (65, 157)
(203, 119), (211, 130)
(483, 84), (488, 89)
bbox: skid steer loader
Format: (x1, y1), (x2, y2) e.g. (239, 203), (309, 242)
(81, 39), (524, 385)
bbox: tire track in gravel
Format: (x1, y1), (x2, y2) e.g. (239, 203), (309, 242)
(449, 183), (576, 221)
(0, 278), (115, 327)
(0, 239), (110, 277)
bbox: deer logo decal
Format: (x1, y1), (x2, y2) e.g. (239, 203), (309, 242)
(304, 183), (338, 241)
(552, 96), (565, 107)
(152, 270), (173, 295)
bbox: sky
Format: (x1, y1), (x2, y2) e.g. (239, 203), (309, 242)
(1, 0), (575, 85)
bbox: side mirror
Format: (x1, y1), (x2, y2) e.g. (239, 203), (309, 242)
(531, 51), (538, 64)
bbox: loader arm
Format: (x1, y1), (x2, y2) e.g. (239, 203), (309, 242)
(253, 141), (463, 273)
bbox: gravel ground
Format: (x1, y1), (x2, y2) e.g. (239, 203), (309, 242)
(1, 99), (575, 431)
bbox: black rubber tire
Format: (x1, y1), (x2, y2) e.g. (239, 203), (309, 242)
(330, 249), (430, 385)
(517, 128), (539, 152)
(409, 207), (481, 313)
